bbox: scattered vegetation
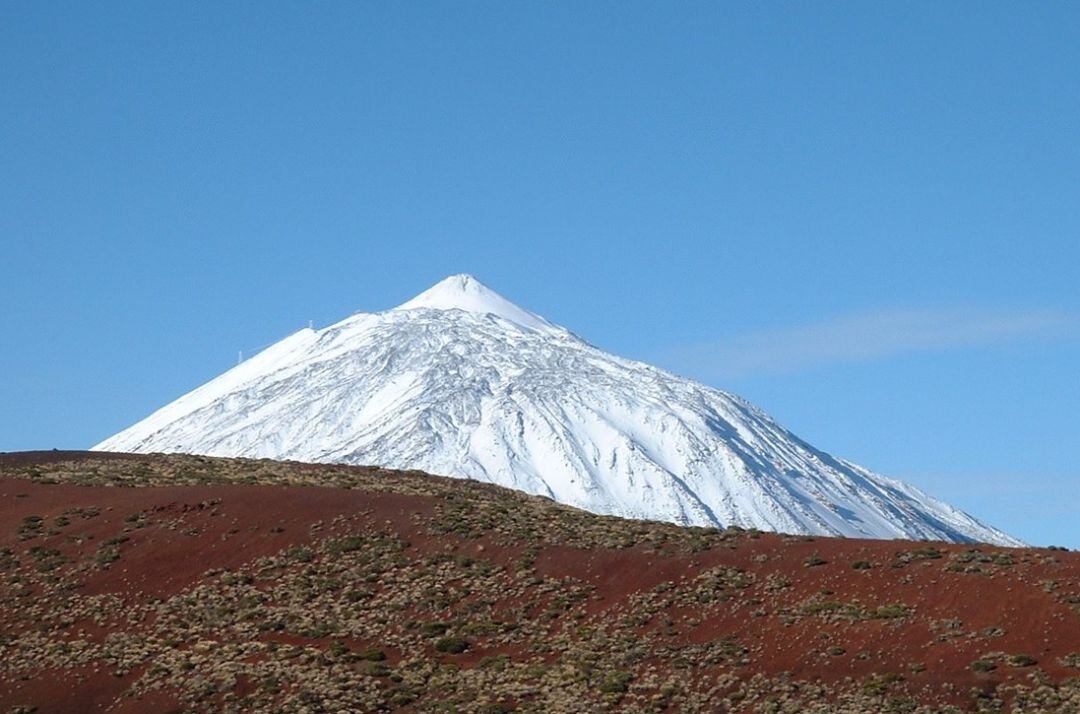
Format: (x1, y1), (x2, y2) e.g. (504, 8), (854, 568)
(0, 453), (1075, 713)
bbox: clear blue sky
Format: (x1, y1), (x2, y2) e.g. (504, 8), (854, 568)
(2, 3), (1077, 547)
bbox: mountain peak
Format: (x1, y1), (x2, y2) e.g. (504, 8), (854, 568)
(393, 274), (556, 332)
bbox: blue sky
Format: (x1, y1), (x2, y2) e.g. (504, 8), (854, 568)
(2, 3), (1077, 547)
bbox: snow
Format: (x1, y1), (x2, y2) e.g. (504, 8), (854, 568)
(395, 274), (559, 334)
(93, 275), (1023, 546)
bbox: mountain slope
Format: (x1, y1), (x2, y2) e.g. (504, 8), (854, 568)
(94, 274), (1021, 546)
(1, 453), (1076, 713)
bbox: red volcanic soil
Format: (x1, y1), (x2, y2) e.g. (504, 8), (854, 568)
(0, 452), (1077, 713)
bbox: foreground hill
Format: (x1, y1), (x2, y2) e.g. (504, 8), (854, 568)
(93, 274), (1020, 546)
(0, 452), (1075, 713)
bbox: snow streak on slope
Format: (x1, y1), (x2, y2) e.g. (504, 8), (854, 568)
(94, 275), (1022, 546)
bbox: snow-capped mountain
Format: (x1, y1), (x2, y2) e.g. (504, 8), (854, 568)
(94, 274), (1022, 546)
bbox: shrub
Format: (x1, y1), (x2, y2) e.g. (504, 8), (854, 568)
(1008, 654), (1037, 667)
(286, 547), (314, 563)
(328, 536), (365, 555)
(96, 548), (121, 568)
(434, 636), (469, 654)
(911, 547), (943, 560)
(304, 623), (333, 638)
(479, 655), (510, 669)
(359, 661), (391, 677)
(357, 647), (386, 662)
(389, 688), (416, 705)
(598, 670), (634, 694)
(804, 554), (827, 567)
(869, 604), (912, 620)
(851, 561), (873, 570)
(862, 672), (903, 696)
(420, 622), (450, 637)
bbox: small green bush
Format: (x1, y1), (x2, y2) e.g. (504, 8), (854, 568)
(434, 636), (469, 654)
(96, 548), (121, 567)
(869, 604), (911, 619)
(286, 547), (314, 563)
(359, 661), (391, 677)
(420, 622), (450, 637)
(598, 670), (633, 694)
(357, 647), (386, 662)
(328, 536), (365, 555)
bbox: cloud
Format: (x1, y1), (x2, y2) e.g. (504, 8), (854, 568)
(661, 307), (1077, 379)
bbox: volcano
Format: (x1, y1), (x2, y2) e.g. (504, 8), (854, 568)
(94, 274), (1020, 545)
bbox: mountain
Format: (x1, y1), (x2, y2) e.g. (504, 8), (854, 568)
(93, 274), (1021, 546)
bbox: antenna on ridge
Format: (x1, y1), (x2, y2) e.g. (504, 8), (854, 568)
(309, 319), (314, 329)
(237, 350), (243, 364)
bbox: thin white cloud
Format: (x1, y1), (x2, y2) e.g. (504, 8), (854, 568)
(662, 307), (1076, 379)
